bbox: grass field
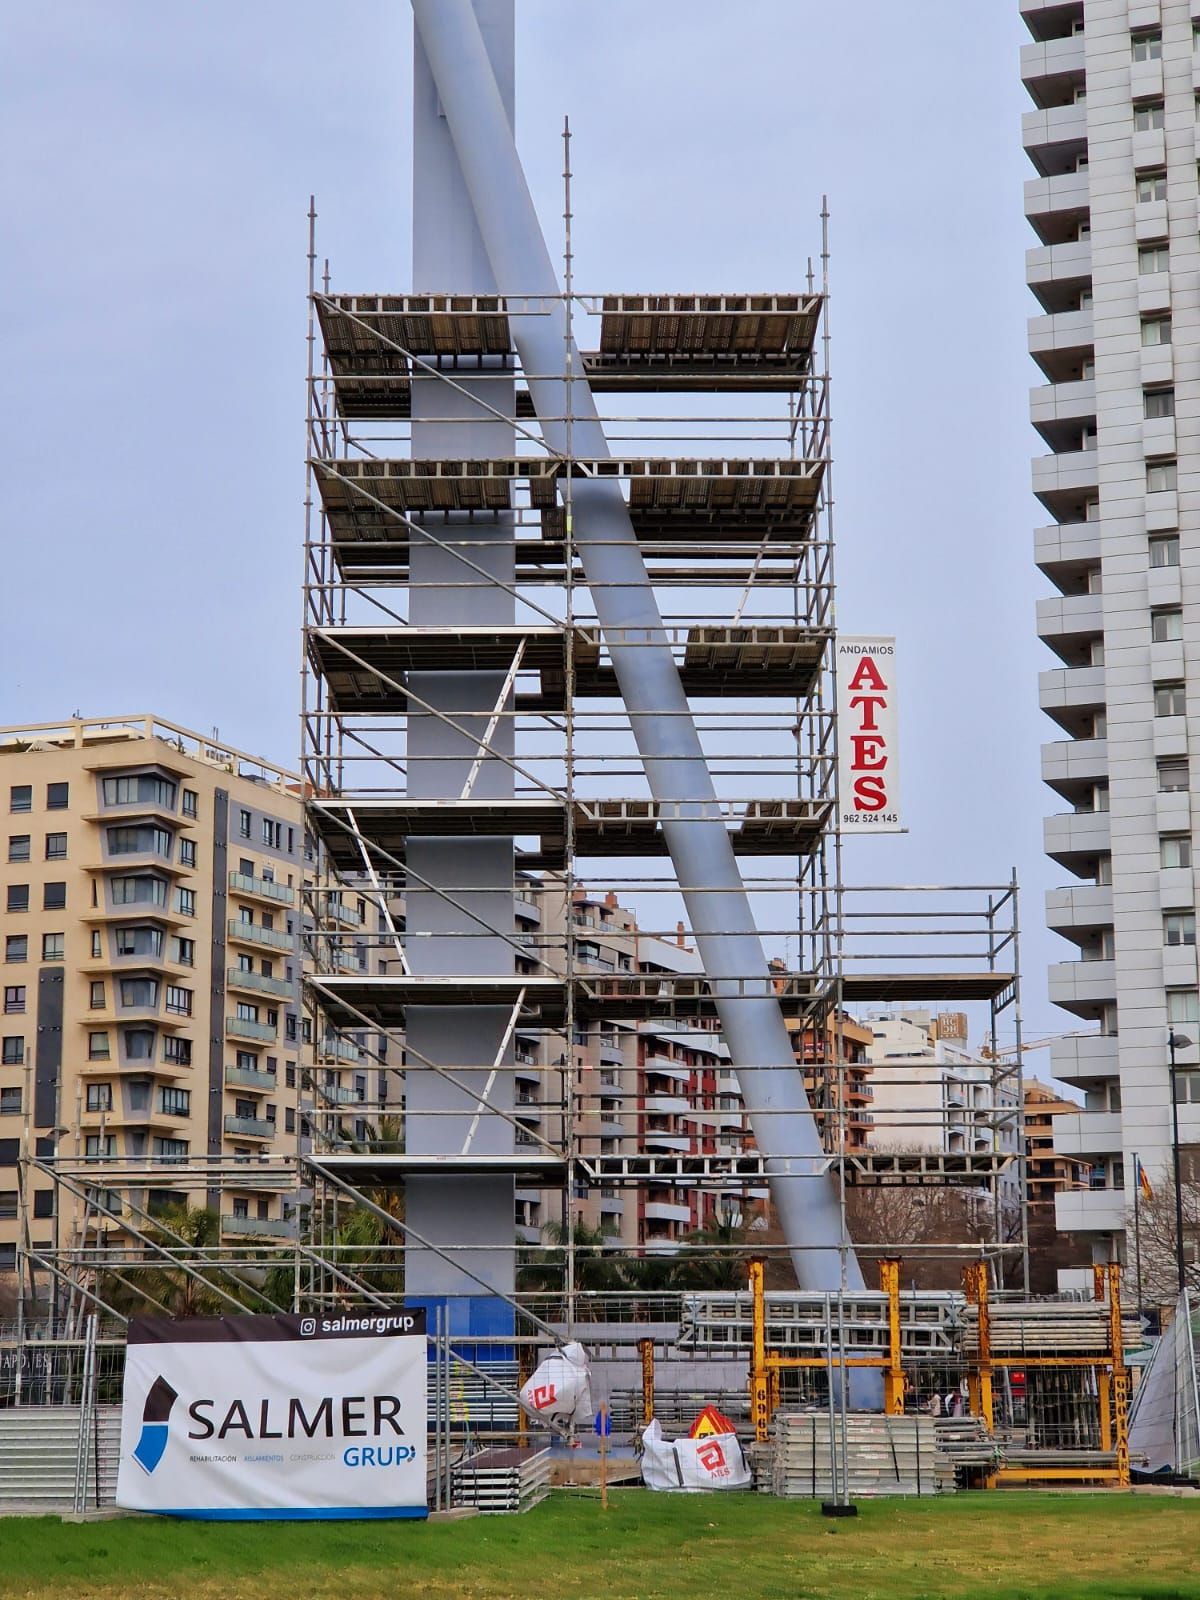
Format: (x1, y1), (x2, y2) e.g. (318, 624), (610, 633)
(2, 1491), (1199, 1600)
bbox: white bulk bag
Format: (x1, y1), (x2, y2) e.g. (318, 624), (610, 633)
(519, 1340), (593, 1425)
(640, 1419), (751, 1492)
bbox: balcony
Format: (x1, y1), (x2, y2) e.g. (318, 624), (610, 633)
(1044, 810), (1110, 871)
(225, 1064), (277, 1093)
(222, 1213), (291, 1239)
(1054, 1110), (1121, 1158)
(1040, 737), (1108, 799)
(644, 1133), (691, 1152)
(227, 919), (294, 953)
(1021, 100), (1088, 177)
(1028, 307), (1092, 382)
(226, 1016), (277, 1043)
(228, 871), (295, 908)
(1020, 33), (1086, 107)
(643, 1055), (691, 1083)
(1039, 662), (1105, 735)
(323, 899), (363, 929)
(1024, 169), (1090, 244)
(1036, 591), (1102, 665)
(226, 967), (293, 1000)
(1051, 1032), (1117, 1083)
(1034, 521), (1101, 587)
(1047, 958), (1115, 1015)
(1054, 1186), (1124, 1234)
(1026, 237), (1091, 313)
(1045, 883), (1113, 936)
(316, 1083), (365, 1106)
(223, 1114), (274, 1140)
(318, 1034), (364, 1064)
(1029, 376), (1096, 448)
(645, 1094), (690, 1116)
(1032, 448), (1098, 521)
(643, 1200), (692, 1224)
(514, 893), (541, 926)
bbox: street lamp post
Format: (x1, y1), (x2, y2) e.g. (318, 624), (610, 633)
(1167, 1031), (1191, 1296)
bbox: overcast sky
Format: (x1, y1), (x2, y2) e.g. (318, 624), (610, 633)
(0, 3), (1073, 1049)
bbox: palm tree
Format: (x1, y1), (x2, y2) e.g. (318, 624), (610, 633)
(99, 1205), (261, 1319)
(517, 1218), (629, 1315)
(672, 1208), (757, 1290)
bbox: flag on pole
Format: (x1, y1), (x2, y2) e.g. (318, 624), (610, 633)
(1137, 1156), (1154, 1201)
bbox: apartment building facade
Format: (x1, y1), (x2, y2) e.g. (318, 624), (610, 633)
(1024, 1077), (1092, 1208)
(1023, 0), (1200, 1262)
(0, 715), (306, 1280)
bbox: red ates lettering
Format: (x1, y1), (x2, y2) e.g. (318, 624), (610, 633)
(531, 1383), (557, 1411)
(845, 655), (891, 813)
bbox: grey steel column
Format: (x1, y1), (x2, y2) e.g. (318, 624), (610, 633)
(405, 0), (516, 1298)
(410, 0), (864, 1297)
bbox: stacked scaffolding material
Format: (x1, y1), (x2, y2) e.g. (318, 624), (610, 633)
(770, 1413), (938, 1498)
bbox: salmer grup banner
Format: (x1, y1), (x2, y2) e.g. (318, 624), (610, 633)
(116, 1309), (427, 1520)
(836, 635), (901, 834)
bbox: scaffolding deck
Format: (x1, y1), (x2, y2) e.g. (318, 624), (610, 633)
(313, 457), (824, 550)
(309, 796), (831, 872)
(316, 292), (822, 415)
(307, 623), (827, 711)
(841, 971), (1016, 1003)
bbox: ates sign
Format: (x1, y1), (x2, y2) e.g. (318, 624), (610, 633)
(836, 636), (901, 834)
(116, 1310), (427, 1520)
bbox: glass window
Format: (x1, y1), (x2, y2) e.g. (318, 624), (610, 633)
(1149, 534), (1180, 567)
(159, 1087), (190, 1116)
(1134, 102), (1165, 131)
(107, 825), (171, 857)
(171, 937), (195, 967)
(43, 882), (65, 910)
(1155, 683), (1186, 716)
(1161, 835), (1192, 869)
(4, 937), (25, 963)
(44, 832), (67, 860)
(153, 1137), (189, 1161)
(165, 985), (192, 1016)
(90, 981), (105, 1010)
(9, 786), (31, 814)
(1147, 461), (1177, 492)
(0, 1088), (21, 1116)
(115, 926), (163, 959)
(179, 837), (196, 868)
(236, 1002), (260, 1023)
(7, 835), (29, 862)
(1132, 32), (1163, 61)
(163, 1035), (191, 1065)
(182, 789), (198, 818)
(176, 887), (196, 917)
(1165, 913), (1196, 947)
(1152, 609), (1183, 642)
(110, 875), (167, 907)
(86, 1084), (113, 1112)
(1145, 388), (1175, 418)
(85, 1134), (115, 1158)
(101, 774), (177, 808)
(262, 818), (282, 849)
(41, 933), (64, 962)
(3, 988), (26, 1015)
(1, 1038), (23, 1065)
(91, 931), (101, 959)
(1142, 316), (1171, 346)
(1168, 991), (1200, 1025)
(239, 809), (252, 838)
(120, 977), (159, 1008)
(6, 886), (28, 914)
(87, 1032), (110, 1060)
(1158, 759), (1188, 792)
(1139, 245), (1169, 274)
(46, 782), (68, 810)
(1137, 172), (1167, 203)
(122, 1029), (155, 1060)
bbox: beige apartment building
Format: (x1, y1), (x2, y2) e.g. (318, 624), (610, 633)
(0, 714), (309, 1283)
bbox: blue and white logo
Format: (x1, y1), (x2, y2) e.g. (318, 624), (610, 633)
(132, 1375), (178, 1475)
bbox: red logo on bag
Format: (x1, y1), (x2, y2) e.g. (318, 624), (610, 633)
(531, 1383), (557, 1411)
(696, 1439), (726, 1473)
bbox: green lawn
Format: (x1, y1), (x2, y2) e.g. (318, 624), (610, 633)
(3, 1491), (1199, 1600)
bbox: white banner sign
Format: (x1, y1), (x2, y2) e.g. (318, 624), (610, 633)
(836, 636), (901, 833)
(116, 1310), (427, 1521)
